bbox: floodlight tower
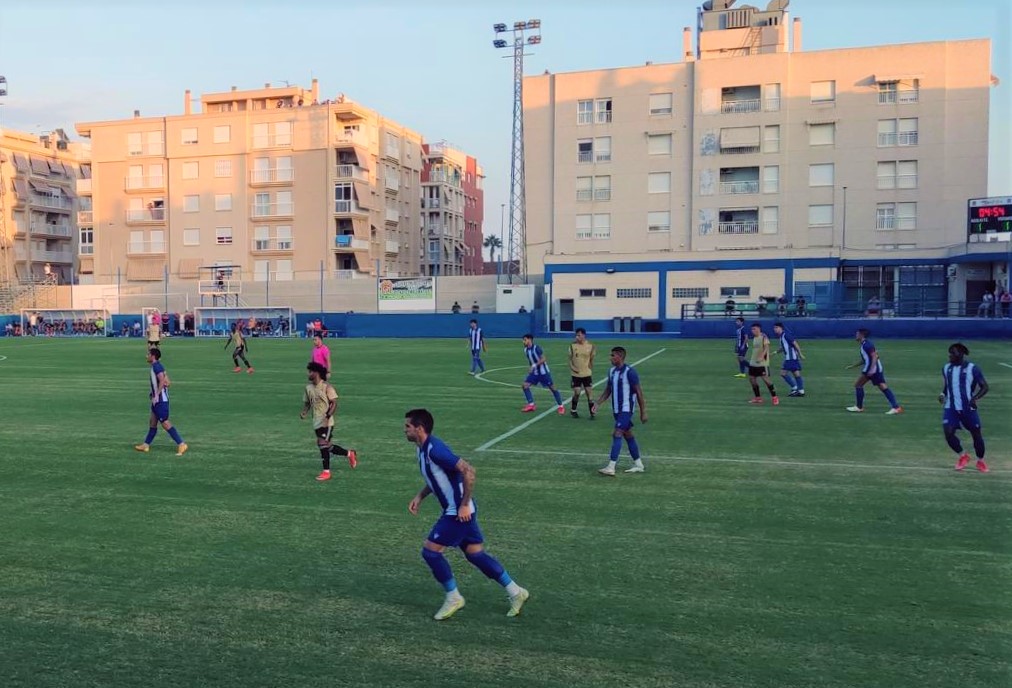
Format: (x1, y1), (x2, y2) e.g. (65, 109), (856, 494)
(0, 75), (10, 291)
(493, 20), (541, 284)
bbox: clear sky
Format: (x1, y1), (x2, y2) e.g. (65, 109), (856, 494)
(1, 0), (1008, 252)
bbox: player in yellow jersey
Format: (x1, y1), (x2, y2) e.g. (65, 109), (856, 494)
(300, 362), (358, 481)
(224, 323), (254, 374)
(747, 322), (779, 406)
(567, 327), (597, 419)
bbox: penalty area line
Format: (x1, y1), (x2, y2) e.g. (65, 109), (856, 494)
(1000, 363), (1012, 370)
(475, 348), (667, 452)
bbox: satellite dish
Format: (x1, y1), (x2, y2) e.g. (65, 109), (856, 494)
(766, 0), (789, 9)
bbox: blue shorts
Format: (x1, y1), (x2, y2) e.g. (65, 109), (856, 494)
(943, 408), (981, 431)
(427, 514), (485, 549)
(525, 372), (555, 388)
(863, 372), (886, 386)
(613, 412), (634, 431)
(151, 401), (170, 422)
(735, 346), (747, 356)
(782, 360), (802, 372)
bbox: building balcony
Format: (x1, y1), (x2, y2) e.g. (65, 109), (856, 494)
(335, 129), (369, 148)
(251, 237), (294, 253)
(721, 145), (760, 155)
(383, 145), (400, 161)
(719, 180), (759, 194)
(125, 176), (165, 192)
(717, 221), (759, 235)
(78, 210), (93, 225)
(878, 132), (919, 147)
(426, 224), (449, 237)
(334, 269), (367, 279)
(20, 249), (74, 263)
(594, 188), (611, 201)
(334, 235), (370, 252)
(125, 208), (166, 224)
(763, 220), (779, 233)
(384, 175), (399, 192)
(385, 207), (399, 223)
(422, 198), (442, 209)
(250, 168), (294, 185)
(128, 144), (165, 157)
(335, 164), (368, 181)
(31, 222), (73, 238)
(79, 245), (95, 255)
(127, 240), (167, 255)
(76, 178), (92, 195)
(251, 135), (292, 150)
(721, 99), (761, 114)
(385, 240), (400, 255)
(31, 195), (72, 211)
(251, 202), (294, 219)
(334, 199), (367, 216)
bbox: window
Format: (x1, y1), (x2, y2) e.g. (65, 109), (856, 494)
(809, 163), (834, 187)
(763, 125), (780, 153)
(720, 286), (750, 297)
(762, 206), (779, 234)
(877, 161), (896, 189)
(809, 204), (833, 227)
(385, 132), (400, 157)
(576, 214), (592, 239)
(648, 211), (671, 232)
(649, 92), (673, 116)
(576, 176), (593, 201)
(594, 175), (611, 201)
(183, 194), (200, 212)
(617, 288), (652, 298)
(215, 193), (232, 211)
(878, 202), (917, 230)
(79, 227), (94, 255)
(183, 228), (200, 246)
(595, 137), (611, 162)
(592, 213), (611, 239)
(648, 172), (671, 194)
(214, 160), (232, 178)
(811, 80), (836, 104)
(276, 156), (293, 181)
(878, 160), (918, 189)
(648, 134), (672, 156)
(213, 125), (230, 144)
(181, 127), (198, 145)
(254, 225), (270, 250)
(276, 190), (293, 215)
(579, 288), (606, 298)
(215, 227), (233, 245)
(275, 259), (293, 281)
(673, 287), (709, 298)
(763, 165), (779, 193)
(254, 260), (269, 282)
(275, 122), (292, 147)
(578, 139), (593, 163)
(764, 83), (781, 111)
(182, 161), (198, 180)
(876, 203), (896, 230)
(879, 118), (918, 146)
(720, 126), (760, 154)
(877, 119), (897, 146)
(276, 225), (293, 250)
(878, 79), (919, 104)
(596, 98), (612, 123)
(577, 100), (593, 125)
(127, 132), (142, 156)
(809, 123), (835, 146)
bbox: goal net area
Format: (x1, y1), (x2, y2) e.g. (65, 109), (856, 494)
(192, 307), (294, 338)
(19, 309), (112, 337)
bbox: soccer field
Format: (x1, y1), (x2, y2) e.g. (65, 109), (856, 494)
(0, 335), (1009, 688)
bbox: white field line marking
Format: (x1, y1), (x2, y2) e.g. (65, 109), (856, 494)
(1000, 363), (1012, 370)
(480, 447), (1002, 474)
(473, 365), (527, 389)
(475, 348), (667, 452)
(0, 355), (7, 362)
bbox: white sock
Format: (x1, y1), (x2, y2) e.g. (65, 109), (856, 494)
(633, 459), (644, 468)
(505, 581), (521, 596)
(446, 589), (463, 601)
(608, 460), (618, 469)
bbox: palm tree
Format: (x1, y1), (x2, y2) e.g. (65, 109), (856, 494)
(483, 234), (503, 263)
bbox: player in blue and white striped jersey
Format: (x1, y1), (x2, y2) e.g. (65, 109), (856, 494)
(773, 322), (805, 397)
(846, 328), (902, 414)
(938, 343), (990, 473)
(733, 316), (749, 377)
(134, 348), (188, 456)
(404, 409), (530, 620)
(520, 334), (565, 414)
(592, 347), (648, 476)
(467, 319), (487, 375)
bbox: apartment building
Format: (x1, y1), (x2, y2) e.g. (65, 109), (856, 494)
(75, 81), (441, 286)
(420, 141), (485, 276)
(0, 128), (88, 285)
(524, 1), (999, 327)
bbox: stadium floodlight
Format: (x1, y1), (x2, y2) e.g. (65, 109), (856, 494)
(527, 35), (541, 45)
(527, 19), (541, 28)
(494, 39), (508, 48)
(513, 21), (526, 30)
(493, 23), (507, 33)
(0, 75), (6, 97)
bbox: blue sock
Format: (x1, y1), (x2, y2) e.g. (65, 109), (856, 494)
(969, 429), (986, 459)
(855, 388), (865, 408)
(552, 389), (563, 405)
(144, 427), (157, 444)
(883, 389), (899, 408)
(739, 359), (749, 374)
(795, 376), (804, 391)
(626, 437), (640, 460)
(781, 374), (795, 390)
(945, 432), (963, 454)
(610, 436), (622, 460)
(523, 388), (534, 404)
(421, 548), (457, 592)
(478, 358), (485, 372)
(465, 550), (506, 581)
(167, 427), (184, 444)
(470, 357), (477, 373)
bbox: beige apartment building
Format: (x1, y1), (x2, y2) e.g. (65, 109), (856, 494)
(421, 141), (485, 276)
(0, 127), (88, 287)
(76, 81), (433, 288)
(525, 2), (1000, 327)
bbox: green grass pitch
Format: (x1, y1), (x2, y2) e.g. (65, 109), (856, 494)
(0, 335), (1009, 688)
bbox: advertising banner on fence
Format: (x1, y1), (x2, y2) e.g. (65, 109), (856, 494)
(377, 277), (436, 312)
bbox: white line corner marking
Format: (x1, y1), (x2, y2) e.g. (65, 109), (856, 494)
(476, 348), (667, 452)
